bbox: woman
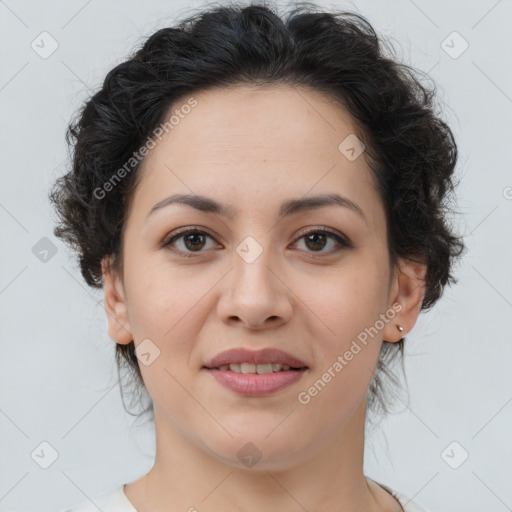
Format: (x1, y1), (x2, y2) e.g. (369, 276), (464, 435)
(51, 2), (464, 511)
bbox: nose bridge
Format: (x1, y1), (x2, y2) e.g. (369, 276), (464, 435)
(217, 233), (291, 327)
(232, 233), (277, 300)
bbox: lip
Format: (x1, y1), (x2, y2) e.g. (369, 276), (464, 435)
(203, 347), (308, 369)
(204, 367), (308, 396)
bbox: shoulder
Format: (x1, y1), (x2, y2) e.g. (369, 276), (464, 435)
(379, 484), (433, 512)
(60, 484), (136, 512)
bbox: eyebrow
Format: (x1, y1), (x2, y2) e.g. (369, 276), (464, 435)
(147, 193), (366, 222)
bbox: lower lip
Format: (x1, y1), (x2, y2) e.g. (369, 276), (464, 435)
(204, 368), (307, 396)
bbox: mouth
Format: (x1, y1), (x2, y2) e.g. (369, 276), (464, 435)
(202, 347), (309, 396)
(202, 362), (309, 396)
(203, 346), (308, 370)
(203, 362), (307, 373)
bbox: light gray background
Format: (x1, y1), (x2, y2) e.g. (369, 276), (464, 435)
(1, 1), (511, 511)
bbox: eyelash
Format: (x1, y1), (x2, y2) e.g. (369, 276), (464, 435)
(161, 226), (352, 259)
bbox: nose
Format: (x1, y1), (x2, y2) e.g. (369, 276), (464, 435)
(216, 243), (293, 330)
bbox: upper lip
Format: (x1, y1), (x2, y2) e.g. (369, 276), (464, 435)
(203, 348), (308, 369)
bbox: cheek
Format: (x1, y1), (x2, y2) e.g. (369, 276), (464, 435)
(123, 253), (200, 336)
(123, 259), (215, 379)
(302, 259), (389, 335)
(298, 260), (388, 392)
(296, 271), (386, 417)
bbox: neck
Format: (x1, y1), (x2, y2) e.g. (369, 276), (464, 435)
(126, 398), (392, 512)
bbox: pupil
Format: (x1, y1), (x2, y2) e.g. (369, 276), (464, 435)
(306, 233), (326, 251)
(185, 233), (205, 250)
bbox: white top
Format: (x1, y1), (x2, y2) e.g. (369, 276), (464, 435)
(64, 481), (431, 512)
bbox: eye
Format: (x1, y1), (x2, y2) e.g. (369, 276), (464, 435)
(292, 227), (352, 256)
(162, 226), (352, 258)
(161, 227), (218, 258)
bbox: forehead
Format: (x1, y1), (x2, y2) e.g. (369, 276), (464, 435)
(153, 84), (362, 162)
(131, 84), (380, 222)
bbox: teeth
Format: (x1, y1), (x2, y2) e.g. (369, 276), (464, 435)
(256, 363), (273, 374)
(216, 363), (296, 373)
(240, 363), (256, 374)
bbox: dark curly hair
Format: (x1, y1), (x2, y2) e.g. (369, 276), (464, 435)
(49, 0), (465, 424)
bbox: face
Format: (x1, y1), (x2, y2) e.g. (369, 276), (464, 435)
(103, 84), (425, 471)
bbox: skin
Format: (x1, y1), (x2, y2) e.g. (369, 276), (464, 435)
(102, 84), (426, 512)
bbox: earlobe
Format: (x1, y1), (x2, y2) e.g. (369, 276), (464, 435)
(383, 257), (427, 343)
(101, 256), (133, 345)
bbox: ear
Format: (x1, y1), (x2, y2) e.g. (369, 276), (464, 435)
(383, 257), (427, 343)
(101, 256), (133, 345)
